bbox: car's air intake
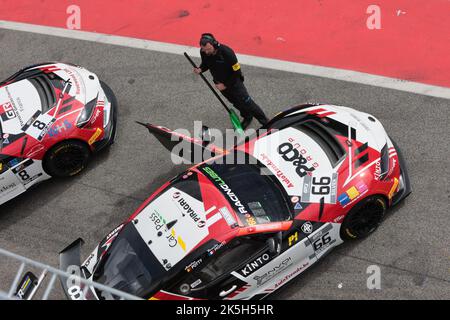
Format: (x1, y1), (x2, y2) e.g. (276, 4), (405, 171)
(295, 120), (346, 166)
(28, 75), (56, 112)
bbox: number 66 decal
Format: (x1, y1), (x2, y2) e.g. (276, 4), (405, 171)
(302, 173), (338, 204)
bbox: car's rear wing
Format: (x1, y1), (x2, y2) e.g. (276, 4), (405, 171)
(137, 122), (226, 164)
(0, 246), (141, 300)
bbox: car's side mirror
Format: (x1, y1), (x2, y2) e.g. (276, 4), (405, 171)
(267, 231), (283, 256)
(201, 125), (212, 147)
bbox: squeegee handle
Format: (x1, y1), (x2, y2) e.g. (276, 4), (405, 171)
(184, 52), (232, 114)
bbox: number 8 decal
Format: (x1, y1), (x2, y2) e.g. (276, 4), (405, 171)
(33, 120), (46, 130)
(18, 170), (30, 181)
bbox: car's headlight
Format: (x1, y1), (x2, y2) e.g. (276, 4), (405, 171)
(76, 97), (98, 128)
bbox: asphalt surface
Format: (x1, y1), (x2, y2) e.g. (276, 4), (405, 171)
(0, 28), (449, 300)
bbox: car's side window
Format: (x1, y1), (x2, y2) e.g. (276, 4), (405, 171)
(197, 238), (265, 283)
(172, 236), (269, 296)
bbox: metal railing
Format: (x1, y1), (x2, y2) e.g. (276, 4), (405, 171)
(0, 247), (142, 300)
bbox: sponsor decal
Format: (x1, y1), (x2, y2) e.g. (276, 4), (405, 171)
(333, 215), (345, 223)
(207, 241), (226, 256)
(8, 158), (20, 168)
(288, 232), (299, 247)
(388, 177), (399, 199)
(338, 182), (369, 207)
(294, 202), (303, 210)
(0, 102), (16, 121)
(3, 86), (26, 127)
(2, 134), (10, 146)
(253, 257), (293, 287)
(47, 119), (73, 137)
(63, 68), (81, 95)
(301, 222), (313, 234)
(100, 225), (124, 252)
(89, 108), (102, 125)
(277, 142), (316, 178)
(0, 182), (17, 195)
(219, 206), (237, 227)
(259, 153), (295, 189)
(238, 252), (271, 277)
(202, 167), (248, 215)
(387, 158), (397, 177)
(374, 161), (382, 180)
(291, 196), (299, 203)
(88, 128), (103, 145)
(149, 210), (183, 250)
(274, 262), (310, 289)
(83, 253), (95, 268)
(185, 258), (202, 273)
(105, 224), (124, 240)
(190, 279), (202, 289)
(175, 197), (205, 228)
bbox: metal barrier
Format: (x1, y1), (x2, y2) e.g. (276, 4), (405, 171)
(0, 247), (142, 300)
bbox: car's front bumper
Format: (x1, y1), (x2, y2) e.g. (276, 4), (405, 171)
(92, 81), (118, 152)
(389, 136), (412, 206)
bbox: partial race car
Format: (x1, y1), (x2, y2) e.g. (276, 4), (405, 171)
(0, 62), (117, 206)
(59, 103), (410, 300)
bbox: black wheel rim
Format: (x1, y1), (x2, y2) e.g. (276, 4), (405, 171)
(347, 199), (384, 237)
(53, 147), (87, 175)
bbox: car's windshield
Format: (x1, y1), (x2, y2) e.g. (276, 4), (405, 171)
(199, 158), (292, 226)
(93, 223), (165, 299)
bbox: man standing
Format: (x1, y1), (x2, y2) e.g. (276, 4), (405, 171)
(193, 33), (268, 129)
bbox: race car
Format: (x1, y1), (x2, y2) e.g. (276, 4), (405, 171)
(59, 103), (411, 300)
(0, 62), (117, 206)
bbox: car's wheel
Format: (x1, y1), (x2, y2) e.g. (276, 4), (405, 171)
(340, 195), (387, 240)
(43, 140), (91, 178)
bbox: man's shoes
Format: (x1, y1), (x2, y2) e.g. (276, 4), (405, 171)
(241, 117), (253, 130)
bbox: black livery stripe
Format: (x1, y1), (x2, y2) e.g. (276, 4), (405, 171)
(21, 110), (42, 132)
(57, 104), (73, 115)
(351, 127), (356, 140)
(318, 197), (325, 221)
(354, 142), (368, 156)
(355, 153), (369, 169)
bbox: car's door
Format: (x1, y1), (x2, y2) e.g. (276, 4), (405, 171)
(0, 155), (26, 204)
(167, 235), (272, 299)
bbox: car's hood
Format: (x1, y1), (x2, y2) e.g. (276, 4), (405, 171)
(0, 79), (44, 135)
(131, 170), (239, 271)
(0, 63), (99, 136)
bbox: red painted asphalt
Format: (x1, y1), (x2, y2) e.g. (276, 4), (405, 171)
(0, 0), (448, 87)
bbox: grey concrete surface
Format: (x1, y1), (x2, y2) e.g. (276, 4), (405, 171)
(0, 28), (448, 300)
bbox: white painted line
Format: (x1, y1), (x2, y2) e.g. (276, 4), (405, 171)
(206, 212), (222, 228)
(204, 205), (217, 216)
(1, 20), (449, 100)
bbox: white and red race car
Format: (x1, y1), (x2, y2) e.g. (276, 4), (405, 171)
(59, 103), (411, 300)
(0, 62), (117, 206)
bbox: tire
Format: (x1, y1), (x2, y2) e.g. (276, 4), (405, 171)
(43, 140), (91, 178)
(340, 195), (387, 240)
